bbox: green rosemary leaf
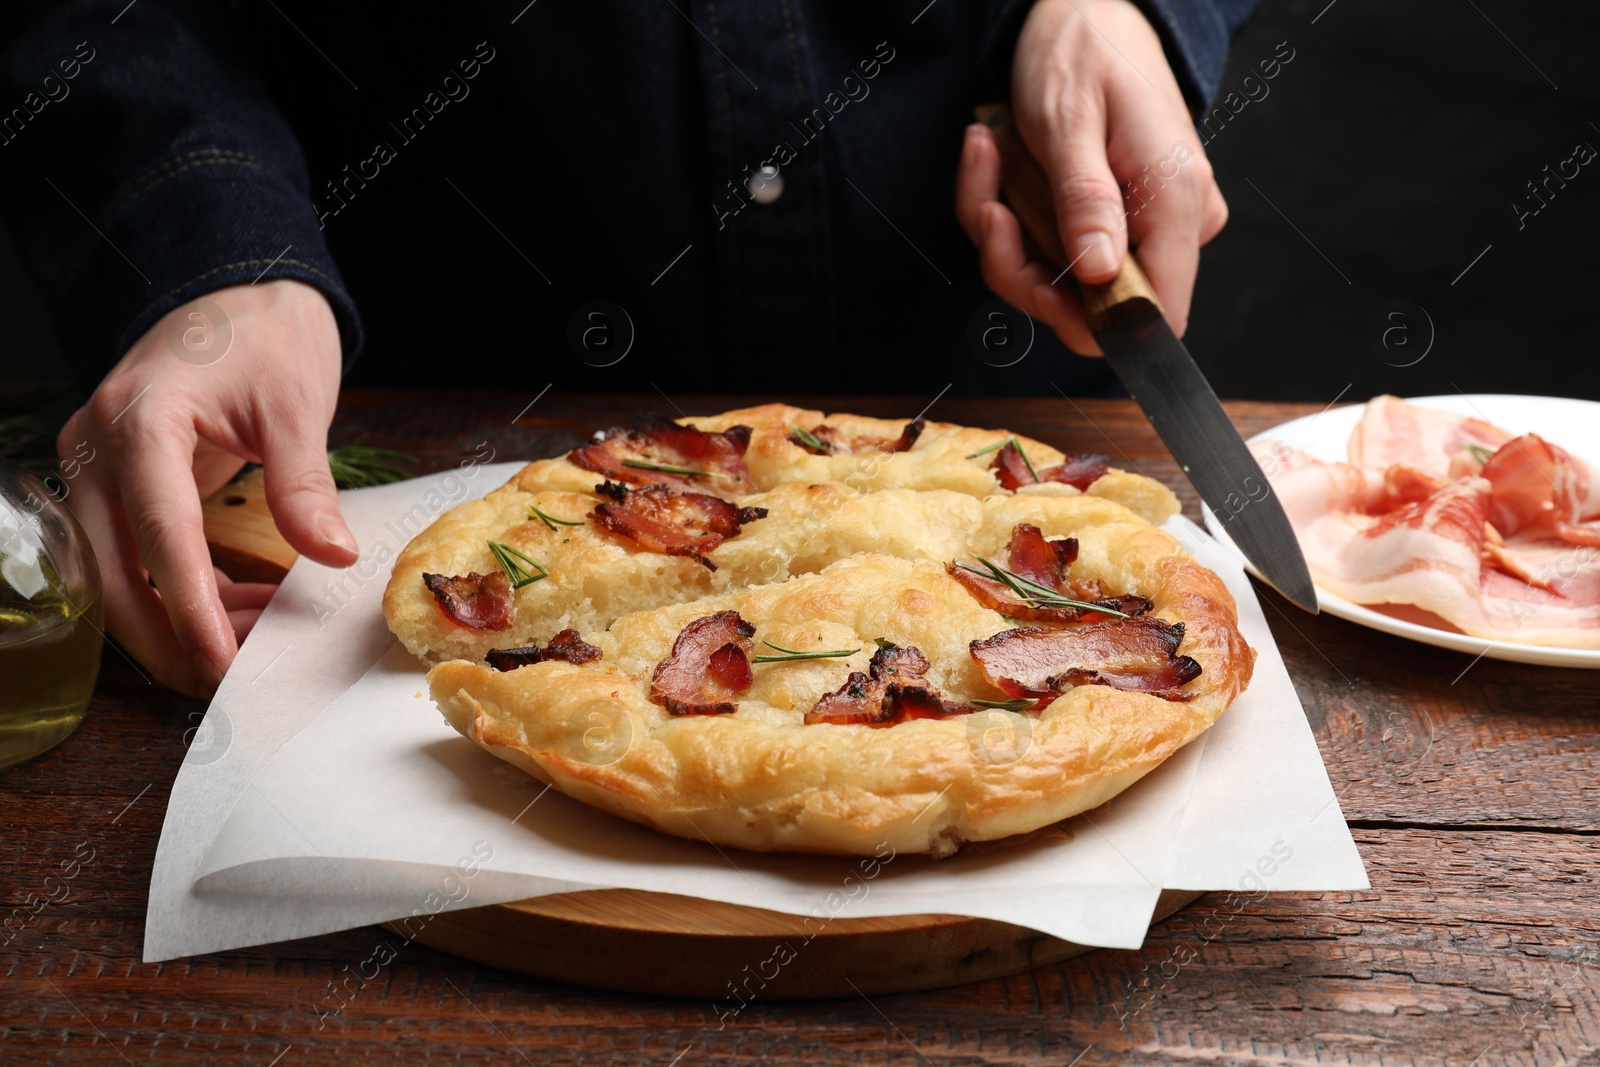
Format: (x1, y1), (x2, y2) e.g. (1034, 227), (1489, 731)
(955, 558), (1130, 619)
(1467, 443), (1494, 465)
(487, 539), (549, 589)
(1013, 440), (1040, 482)
(976, 556), (1066, 604)
(872, 637), (895, 650)
(528, 503), (585, 531)
(753, 640), (860, 664)
(964, 437), (1039, 481)
(622, 458), (711, 477)
(971, 697), (1035, 712)
(326, 439), (416, 489)
(791, 426), (832, 453)
(965, 437), (1014, 459)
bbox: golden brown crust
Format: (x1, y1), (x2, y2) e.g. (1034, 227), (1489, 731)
(383, 407), (1178, 664)
(386, 405), (1241, 857)
(428, 518), (1253, 857)
(691, 406), (1178, 512)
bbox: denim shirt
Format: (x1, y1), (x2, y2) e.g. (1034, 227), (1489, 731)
(0, 0), (1257, 395)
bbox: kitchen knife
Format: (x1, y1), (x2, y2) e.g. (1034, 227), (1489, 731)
(974, 104), (1318, 613)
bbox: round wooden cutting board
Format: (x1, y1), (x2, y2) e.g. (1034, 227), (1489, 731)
(204, 471), (1202, 998)
(383, 888), (1203, 999)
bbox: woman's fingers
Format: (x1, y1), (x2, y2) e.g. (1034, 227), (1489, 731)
(226, 607), (266, 644)
(954, 123), (998, 245)
(1034, 102), (1129, 285)
(1129, 213), (1201, 336)
(104, 396), (236, 692)
(957, 123), (1102, 354)
(980, 201), (1103, 355)
(214, 569), (278, 613)
(256, 403), (358, 568)
(1114, 129), (1214, 337)
(215, 572), (277, 646)
(1029, 280), (1098, 355)
(193, 441), (253, 501)
(61, 426), (281, 697)
(958, 127), (1046, 313)
(65, 454), (209, 694)
(1118, 140), (1206, 336)
(1200, 178), (1230, 246)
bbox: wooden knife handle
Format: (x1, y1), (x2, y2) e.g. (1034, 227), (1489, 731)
(974, 103), (1162, 334)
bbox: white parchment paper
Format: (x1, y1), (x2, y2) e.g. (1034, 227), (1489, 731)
(144, 463), (1366, 962)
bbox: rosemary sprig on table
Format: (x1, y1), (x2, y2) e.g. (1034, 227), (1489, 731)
(964, 436), (1039, 481)
(1467, 443), (1494, 465)
(954, 557), (1130, 618)
(791, 426), (832, 453)
(326, 440), (416, 488)
(487, 540), (548, 588)
(752, 640), (860, 664)
(622, 458), (711, 477)
(971, 697), (1035, 712)
(528, 503), (585, 531)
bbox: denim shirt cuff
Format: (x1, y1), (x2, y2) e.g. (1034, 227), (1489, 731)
(1131, 0), (1237, 113)
(48, 148), (363, 379)
(982, 0), (1250, 116)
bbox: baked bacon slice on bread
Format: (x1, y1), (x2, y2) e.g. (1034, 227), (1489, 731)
(649, 611), (757, 716)
(991, 441), (1108, 492)
(970, 616), (1202, 703)
(589, 481), (767, 570)
(790, 417), (925, 456)
(570, 415), (753, 492)
(422, 571), (515, 630)
(804, 643), (974, 726)
(485, 628), (602, 671)
(949, 523), (1153, 624)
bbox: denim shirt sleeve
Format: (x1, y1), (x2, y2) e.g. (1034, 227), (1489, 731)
(981, 0), (1262, 113)
(0, 0), (362, 381)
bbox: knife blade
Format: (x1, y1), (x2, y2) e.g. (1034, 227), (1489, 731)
(975, 104), (1318, 613)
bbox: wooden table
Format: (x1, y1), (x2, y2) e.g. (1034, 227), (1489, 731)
(4, 392), (1596, 1066)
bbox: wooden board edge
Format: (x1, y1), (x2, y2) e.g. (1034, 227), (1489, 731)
(387, 888), (1204, 999)
(202, 467), (297, 583)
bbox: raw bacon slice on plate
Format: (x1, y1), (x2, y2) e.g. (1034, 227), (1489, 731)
(1246, 396), (1600, 652)
(1346, 394), (1511, 478)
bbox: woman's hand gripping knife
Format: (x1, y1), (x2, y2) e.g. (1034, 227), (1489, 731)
(956, 0), (1229, 353)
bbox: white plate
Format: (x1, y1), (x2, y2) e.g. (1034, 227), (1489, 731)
(1201, 393), (1600, 669)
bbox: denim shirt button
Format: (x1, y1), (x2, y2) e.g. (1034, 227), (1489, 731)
(746, 165), (784, 205)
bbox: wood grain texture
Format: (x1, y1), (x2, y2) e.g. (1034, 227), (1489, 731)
(4, 393), (1597, 1065)
(1077, 254), (1165, 336)
(388, 889), (1203, 999)
(200, 467), (297, 583)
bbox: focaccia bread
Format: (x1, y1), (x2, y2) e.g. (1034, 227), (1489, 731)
(383, 404), (1178, 665)
(429, 538), (1252, 857)
(384, 405), (1251, 857)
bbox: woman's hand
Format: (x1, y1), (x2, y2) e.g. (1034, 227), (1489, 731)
(58, 279), (357, 696)
(956, 0), (1229, 353)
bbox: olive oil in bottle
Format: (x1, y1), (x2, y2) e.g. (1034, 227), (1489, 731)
(0, 566), (103, 769)
(1, 459), (105, 770)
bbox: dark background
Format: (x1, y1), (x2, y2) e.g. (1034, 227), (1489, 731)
(1, 0), (1595, 405)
